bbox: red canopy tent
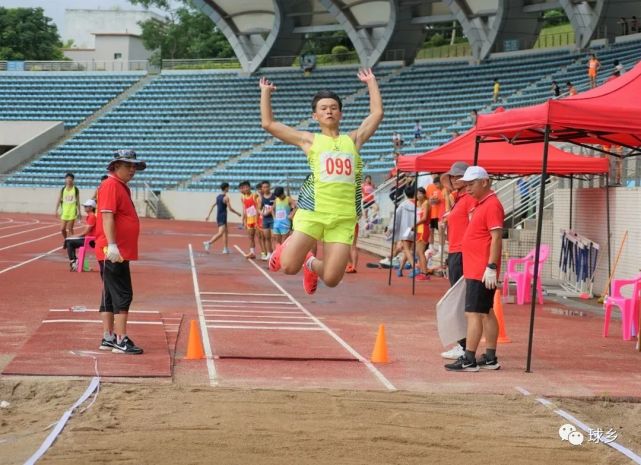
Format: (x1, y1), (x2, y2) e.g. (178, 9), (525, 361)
(476, 61), (641, 151)
(397, 128), (609, 175)
(470, 61), (641, 372)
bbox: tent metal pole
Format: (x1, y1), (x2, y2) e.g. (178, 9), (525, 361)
(473, 136), (480, 165)
(569, 177), (573, 230)
(605, 175), (612, 295)
(525, 125), (550, 373)
(388, 169), (401, 286)
(412, 174), (418, 295)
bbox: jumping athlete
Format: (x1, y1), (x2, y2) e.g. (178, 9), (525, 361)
(260, 69), (383, 294)
(204, 182), (241, 254)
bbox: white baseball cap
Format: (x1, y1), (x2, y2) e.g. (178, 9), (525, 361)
(82, 199), (96, 208)
(461, 166), (490, 182)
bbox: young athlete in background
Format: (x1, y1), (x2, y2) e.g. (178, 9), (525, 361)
(204, 182), (241, 254)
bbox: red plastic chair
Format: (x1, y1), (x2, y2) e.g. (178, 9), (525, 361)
(76, 236), (96, 273)
(502, 245), (550, 305)
(603, 273), (641, 341)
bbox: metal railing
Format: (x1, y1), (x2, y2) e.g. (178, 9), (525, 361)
(533, 31), (576, 49)
(0, 60), (150, 72)
(161, 58), (241, 70)
(415, 43), (471, 60)
(495, 175), (558, 230)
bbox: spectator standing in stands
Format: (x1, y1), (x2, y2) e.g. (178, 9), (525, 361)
(613, 59), (625, 75)
(95, 149), (147, 355)
(566, 81), (577, 96)
(413, 120), (423, 143)
(64, 199), (97, 271)
(587, 54), (601, 88)
(203, 182), (241, 254)
(445, 166), (504, 372)
(551, 81), (561, 98)
(440, 162), (476, 360)
(392, 131), (403, 150)
(631, 16), (639, 33)
(426, 175), (444, 252)
(55, 172), (80, 246)
(618, 17), (628, 35)
(470, 109), (478, 126)
(492, 78), (500, 103)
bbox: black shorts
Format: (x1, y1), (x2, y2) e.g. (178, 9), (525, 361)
(465, 278), (495, 314)
(447, 252), (463, 286)
(99, 260), (133, 314)
(429, 218), (439, 230)
(216, 213), (227, 227)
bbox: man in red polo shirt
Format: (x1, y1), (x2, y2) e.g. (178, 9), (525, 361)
(95, 149), (147, 355)
(439, 162), (477, 360)
(445, 166), (504, 372)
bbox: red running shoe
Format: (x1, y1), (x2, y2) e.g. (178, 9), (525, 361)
(303, 252), (318, 295)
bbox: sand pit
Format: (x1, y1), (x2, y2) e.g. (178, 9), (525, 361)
(1, 379), (640, 465)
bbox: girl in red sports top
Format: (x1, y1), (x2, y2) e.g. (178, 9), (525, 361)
(239, 181), (259, 258)
(413, 187), (431, 280)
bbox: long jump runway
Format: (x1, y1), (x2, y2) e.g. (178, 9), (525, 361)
(189, 245), (395, 391)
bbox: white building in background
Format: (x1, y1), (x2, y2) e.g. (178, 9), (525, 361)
(64, 33), (152, 69)
(63, 9), (164, 49)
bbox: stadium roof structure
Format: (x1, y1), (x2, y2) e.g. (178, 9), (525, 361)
(396, 127), (609, 175)
(190, 0), (638, 72)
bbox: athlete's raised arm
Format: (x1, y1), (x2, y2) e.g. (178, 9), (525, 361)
(260, 77), (314, 152)
(350, 69), (383, 151)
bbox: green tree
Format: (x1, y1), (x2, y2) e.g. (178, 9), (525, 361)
(0, 7), (64, 60)
(130, 0), (233, 60)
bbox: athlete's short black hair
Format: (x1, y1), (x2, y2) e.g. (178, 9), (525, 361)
(65, 172), (75, 179)
(404, 185), (415, 198)
(274, 186), (285, 197)
(261, 180), (270, 187)
(220, 182), (229, 190)
(238, 180), (250, 188)
(311, 90), (342, 111)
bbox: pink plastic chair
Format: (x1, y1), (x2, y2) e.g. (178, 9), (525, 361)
(502, 245), (550, 305)
(76, 236), (96, 273)
(603, 273), (641, 341)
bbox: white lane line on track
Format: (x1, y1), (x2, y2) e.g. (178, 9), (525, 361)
(515, 387), (641, 464)
(204, 313), (312, 319)
(207, 325), (324, 331)
(205, 320), (317, 325)
(200, 291), (286, 297)
(0, 246), (59, 275)
(188, 244), (217, 386)
(43, 320), (162, 325)
(203, 309), (303, 314)
(200, 299), (294, 304)
(201, 304), (297, 310)
(0, 224), (57, 239)
(233, 245), (397, 392)
(0, 220), (39, 231)
(0, 232), (60, 252)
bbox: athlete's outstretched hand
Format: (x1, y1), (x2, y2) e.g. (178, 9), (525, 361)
(357, 68), (376, 83)
(259, 77), (277, 92)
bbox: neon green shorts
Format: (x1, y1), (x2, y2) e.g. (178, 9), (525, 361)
(293, 209), (356, 245)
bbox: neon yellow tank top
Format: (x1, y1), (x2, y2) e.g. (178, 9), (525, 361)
(297, 134), (362, 217)
(61, 186), (78, 219)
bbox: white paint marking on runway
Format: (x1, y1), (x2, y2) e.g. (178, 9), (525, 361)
(200, 299), (294, 305)
(200, 291), (286, 297)
(0, 232), (60, 252)
(201, 303), (297, 310)
(188, 244), (217, 386)
(43, 319), (162, 325)
(204, 313), (312, 319)
(0, 246), (59, 275)
(233, 245), (397, 392)
(203, 309), (304, 315)
(207, 325), (324, 331)
(0, 224), (57, 239)
(205, 319), (317, 325)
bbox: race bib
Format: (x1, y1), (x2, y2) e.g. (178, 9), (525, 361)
(262, 205), (273, 215)
(246, 206), (257, 217)
(275, 210), (287, 220)
(319, 152), (356, 184)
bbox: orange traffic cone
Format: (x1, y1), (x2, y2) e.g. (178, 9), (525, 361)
(494, 290), (511, 344)
(184, 320), (205, 360)
(371, 324), (390, 363)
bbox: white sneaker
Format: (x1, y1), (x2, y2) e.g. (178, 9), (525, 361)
(441, 344), (465, 360)
(222, 247), (230, 254)
(203, 241), (210, 252)
(379, 257), (391, 266)
(260, 252), (268, 261)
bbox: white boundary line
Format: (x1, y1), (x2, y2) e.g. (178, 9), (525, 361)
(0, 246), (59, 274)
(200, 291), (286, 297)
(204, 314), (312, 319)
(234, 245), (396, 391)
(202, 304), (296, 310)
(43, 319), (162, 325)
(203, 309), (303, 315)
(188, 244), (217, 386)
(207, 325), (324, 331)
(0, 220), (38, 231)
(205, 319), (317, 325)
(514, 387), (641, 463)
(0, 232), (60, 252)
(201, 299), (294, 304)
(0, 224), (57, 239)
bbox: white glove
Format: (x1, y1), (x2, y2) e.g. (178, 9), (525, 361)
(106, 243), (123, 263)
(482, 267), (497, 290)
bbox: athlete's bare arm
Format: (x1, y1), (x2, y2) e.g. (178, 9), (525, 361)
(350, 69), (383, 151)
(224, 195), (241, 216)
(205, 201), (216, 221)
(260, 77), (314, 153)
